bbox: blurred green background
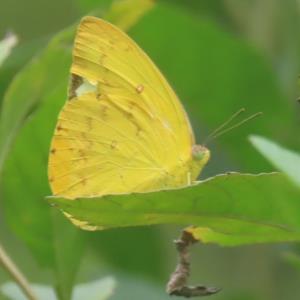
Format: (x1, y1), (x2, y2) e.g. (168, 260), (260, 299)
(0, 0), (300, 299)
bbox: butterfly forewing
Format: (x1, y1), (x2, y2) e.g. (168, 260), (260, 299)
(48, 17), (195, 198)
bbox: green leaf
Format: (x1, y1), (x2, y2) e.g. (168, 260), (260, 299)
(0, 33), (18, 68)
(52, 210), (85, 300)
(0, 16), (83, 300)
(0, 24), (75, 268)
(49, 172), (300, 246)
(162, 0), (300, 97)
(0, 36), (49, 106)
(0, 26), (74, 174)
(250, 135), (300, 187)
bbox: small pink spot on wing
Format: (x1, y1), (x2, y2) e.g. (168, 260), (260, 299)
(136, 84), (144, 94)
(110, 140), (118, 149)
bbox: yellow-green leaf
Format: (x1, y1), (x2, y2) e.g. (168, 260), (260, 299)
(49, 172), (300, 246)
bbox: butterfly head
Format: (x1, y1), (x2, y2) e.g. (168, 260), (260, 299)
(192, 144), (210, 160)
(190, 145), (210, 177)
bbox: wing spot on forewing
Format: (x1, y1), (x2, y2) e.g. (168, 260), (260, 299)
(136, 84), (144, 94)
(86, 117), (92, 131)
(57, 125), (67, 132)
(78, 149), (86, 158)
(96, 92), (103, 100)
(80, 178), (87, 186)
(49, 177), (54, 183)
(126, 111), (133, 119)
(110, 140), (118, 149)
(100, 105), (108, 119)
(125, 111), (142, 136)
(50, 148), (56, 155)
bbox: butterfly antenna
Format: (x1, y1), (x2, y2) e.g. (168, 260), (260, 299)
(209, 112), (262, 141)
(203, 108), (245, 145)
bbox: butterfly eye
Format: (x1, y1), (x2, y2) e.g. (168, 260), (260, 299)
(192, 145), (209, 161)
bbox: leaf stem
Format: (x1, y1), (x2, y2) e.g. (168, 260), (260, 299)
(0, 243), (38, 300)
(166, 229), (221, 297)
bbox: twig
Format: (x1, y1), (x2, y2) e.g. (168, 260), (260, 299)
(166, 230), (221, 298)
(0, 243), (38, 300)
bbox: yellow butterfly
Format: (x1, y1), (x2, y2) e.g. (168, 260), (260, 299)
(48, 16), (210, 199)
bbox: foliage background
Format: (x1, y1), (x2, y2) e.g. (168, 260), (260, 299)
(0, 0), (300, 299)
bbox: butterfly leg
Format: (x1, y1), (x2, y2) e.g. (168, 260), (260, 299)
(187, 172), (192, 186)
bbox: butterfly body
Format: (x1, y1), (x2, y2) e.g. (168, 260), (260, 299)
(48, 17), (209, 200)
